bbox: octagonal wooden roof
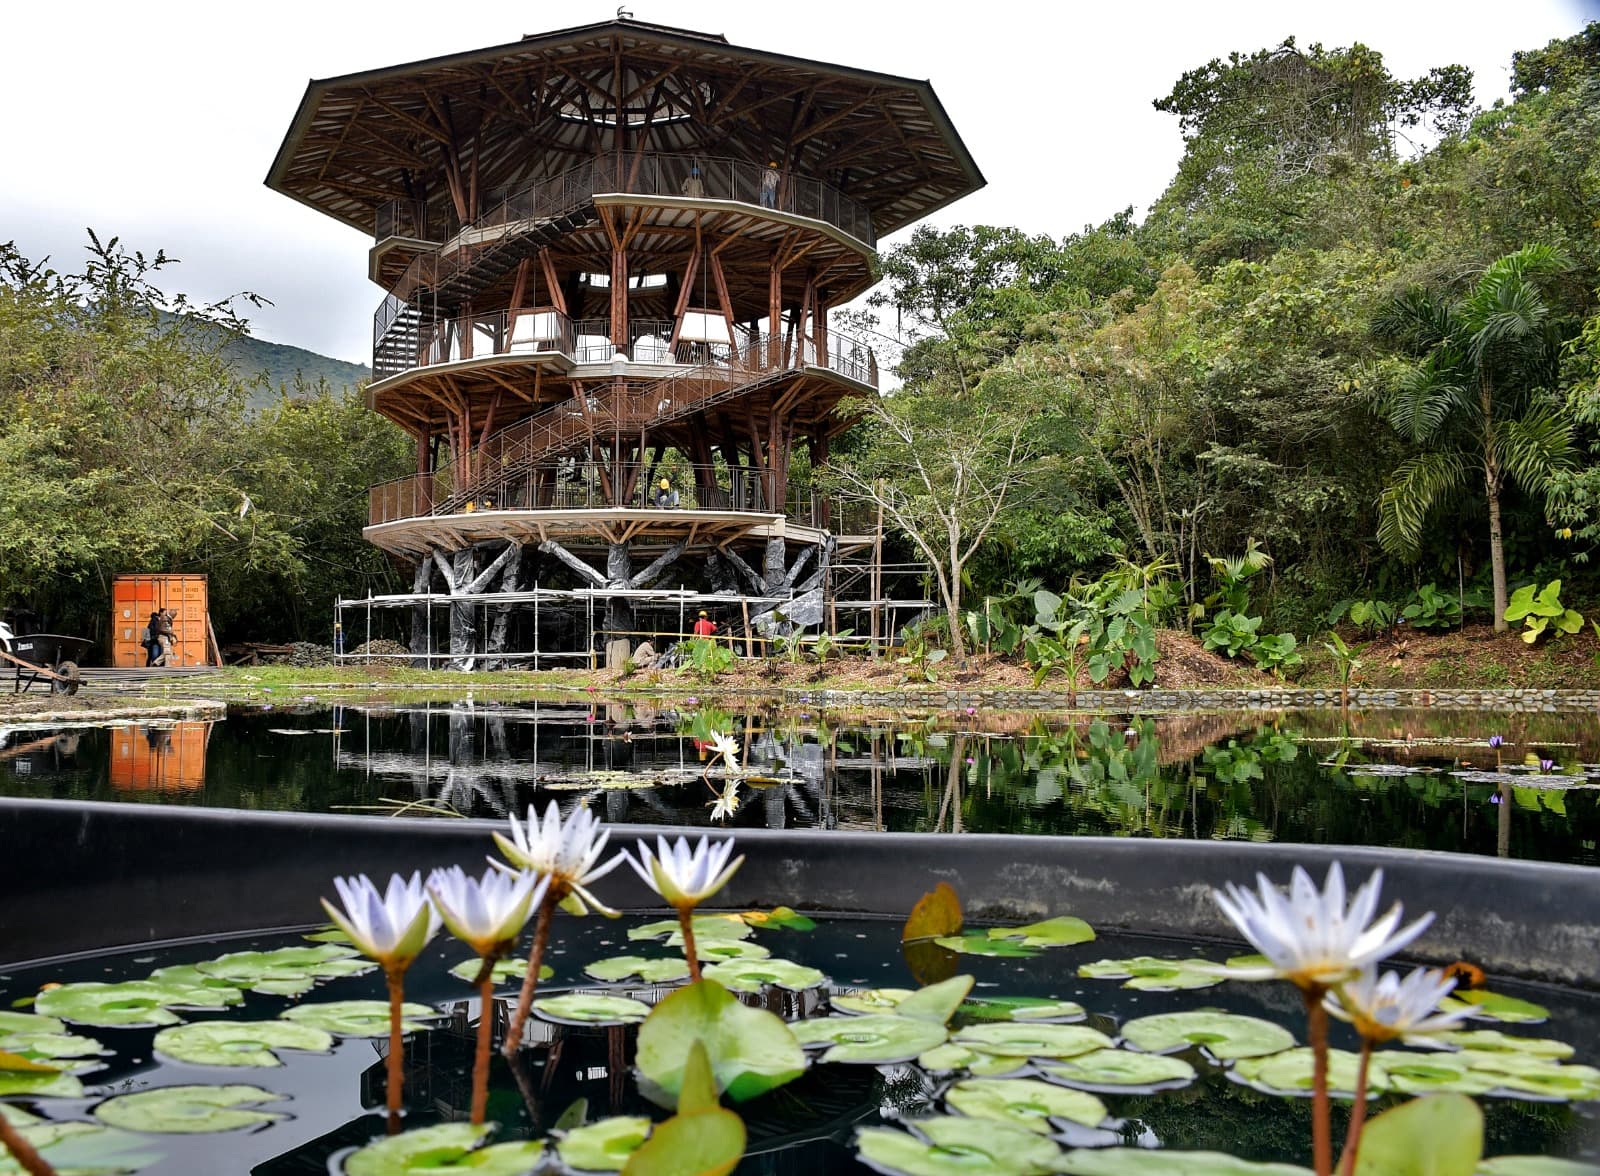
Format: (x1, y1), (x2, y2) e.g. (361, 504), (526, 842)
(267, 18), (983, 242)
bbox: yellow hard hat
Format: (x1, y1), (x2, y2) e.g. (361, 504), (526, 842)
(660, 478), (671, 489)
(698, 610), (707, 617)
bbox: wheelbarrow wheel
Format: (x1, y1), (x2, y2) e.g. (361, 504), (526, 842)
(51, 661), (81, 696)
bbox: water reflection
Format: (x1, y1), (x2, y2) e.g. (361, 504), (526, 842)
(1, 704), (1597, 863)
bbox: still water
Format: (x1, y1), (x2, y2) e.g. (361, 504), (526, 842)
(3, 701), (1599, 864)
(3, 914), (1596, 1174)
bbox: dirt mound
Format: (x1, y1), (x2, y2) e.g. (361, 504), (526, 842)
(1153, 629), (1262, 688)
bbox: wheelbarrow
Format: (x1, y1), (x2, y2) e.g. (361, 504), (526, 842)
(0, 628), (91, 695)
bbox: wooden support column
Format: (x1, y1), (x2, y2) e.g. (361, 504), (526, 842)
(539, 248), (566, 315)
(668, 232), (703, 351)
(611, 245), (628, 354)
(710, 252), (738, 361)
(767, 252), (782, 368)
(815, 290), (830, 367)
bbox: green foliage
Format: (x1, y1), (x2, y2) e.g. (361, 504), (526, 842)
(897, 630), (949, 684)
(1250, 632), (1302, 676)
(1502, 579), (1585, 644)
(682, 637), (735, 683)
(1400, 582), (1461, 630)
(1201, 610), (1263, 658)
(1321, 631), (1363, 692)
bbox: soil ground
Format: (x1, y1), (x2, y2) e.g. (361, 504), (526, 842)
(2, 623), (1591, 722)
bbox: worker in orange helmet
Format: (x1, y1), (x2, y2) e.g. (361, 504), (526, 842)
(692, 610), (717, 638)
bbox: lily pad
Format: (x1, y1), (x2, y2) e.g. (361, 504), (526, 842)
(556, 1116), (652, 1172)
(1233, 1048), (1383, 1097)
(943, 1077), (1107, 1132)
(153, 1020), (334, 1067)
(1120, 1011), (1295, 1060)
(1380, 1053), (1498, 1096)
(696, 940), (772, 962)
(584, 956), (692, 984)
(903, 882), (963, 942)
(0, 1121), (159, 1175)
(1436, 1031), (1573, 1059)
(195, 945), (374, 995)
(895, 976), (975, 1025)
(933, 933), (1039, 959)
(790, 1014), (949, 1064)
(833, 988), (914, 1015)
(630, 916), (751, 943)
(917, 1043), (1030, 1076)
(1353, 1093), (1481, 1176)
(1056, 1149), (1312, 1174)
(634, 979), (806, 1105)
(856, 1117), (1064, 1176)
(957, 996), (1085, 1023)
(0, 1032), (104, 1063)
(533, 994), (652, 1026)
(738, 906), (816, 931)
(447, 958), (553, 985)
(36, 980), (241, 1028)
(1039, 1048), (1198, 1092)
(343, 1122), (544, 1175)
(0, 1011), (65, 1036)
(953, 1022), (1112, 1060)
(1443, 990), (1550, 1025)
(701, 958), (827, 993)
(1478, 1160), (1600, 1175)
(302, 926), (354, 944)
(94, 1084), (289, 1133)
(616, 1106), (743, 1176)
(1458, 1054), (1600, 1100)
(280, 1000), (440, 1037)
(0, 1065), (83, 1098)
(987, 916), (1096, 948)
(1077, 957), (1225, 991)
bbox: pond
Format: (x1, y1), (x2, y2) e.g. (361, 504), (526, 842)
(4, 906), (1598, 1173)
(3, 702), (1599, 864)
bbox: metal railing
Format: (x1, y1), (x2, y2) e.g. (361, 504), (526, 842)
(368, 461), (869, 534)
(374, 152), (874, 255)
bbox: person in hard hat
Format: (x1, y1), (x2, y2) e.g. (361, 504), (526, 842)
(692, 610), (717, 639)
(681, 164), (705, 199)
(760, 160), (780, 208)
(654, 478), (679, 509)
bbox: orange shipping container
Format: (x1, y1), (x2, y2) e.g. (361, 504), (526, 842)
(112, 575), (212, 668)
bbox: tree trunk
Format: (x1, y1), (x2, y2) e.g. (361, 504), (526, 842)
(945, 567), (967, 663)
(604, 543), (633, 670)
(409, 560), (433, 669)
(451, 548), (480, 666)
(1482, 379), (1508, 633)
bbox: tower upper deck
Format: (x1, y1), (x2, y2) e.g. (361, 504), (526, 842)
(267, 19), (982, 251)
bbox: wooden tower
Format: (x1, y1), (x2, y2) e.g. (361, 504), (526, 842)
(268, 18), (982, 666)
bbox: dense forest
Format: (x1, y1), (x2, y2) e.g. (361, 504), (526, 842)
(1, 25), (1597, 662)
(829, 25), (1600, 664)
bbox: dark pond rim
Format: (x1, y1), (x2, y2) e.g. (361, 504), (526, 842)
(3, 796), (1597, 990)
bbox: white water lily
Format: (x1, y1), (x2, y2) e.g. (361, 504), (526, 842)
(707, 730), (742, 772)
(624, 834), (744, 908)
(427, 865), (549, 959)
(1212, 862), (1433, 990)
(707, 780), (742, 822)
(322, 872), (441, 969)
(1326, 966), (1472, 1045)
(491, 800), (626, 915)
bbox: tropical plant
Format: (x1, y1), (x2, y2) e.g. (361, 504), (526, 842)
(1400, 583), (1461, 630)
(1502, 579), (1584, 644)
(1321, 631), (1363, 706)
(1374, 244), (1577, 632)
(1251, 632), (1302, 677)
(897, 629), (949, 683)
(1204, 540), (1273, 616)
(1201, 609), (1263, 658)
(810, 628), (854, 663)
(1328, 598), (1399, 634)
(683, 637), (735, 683)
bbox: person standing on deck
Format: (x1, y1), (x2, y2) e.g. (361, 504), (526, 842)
(655, 479), (679, 509)
(760, 161), (780, 208)
(681, 165), (705, 198)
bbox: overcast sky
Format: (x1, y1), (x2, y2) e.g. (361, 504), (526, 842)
(4, 0), (1595, 363)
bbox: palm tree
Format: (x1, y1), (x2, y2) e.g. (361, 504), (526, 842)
(1374, 244), (1575, 632)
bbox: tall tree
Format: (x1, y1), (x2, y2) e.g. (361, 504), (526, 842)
(1374, 244), (1576, 630)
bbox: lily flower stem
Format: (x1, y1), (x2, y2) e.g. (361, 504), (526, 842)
(1303, 985), (1333, 1176)
(1336, 1039), (1375, 1176)
(469, 958), (497, 1125)
(0, 1114), (55, 1176)
(677, 904), (702, 981)
(384, 966), (408, 1135)
(503, 894), (555, 1059)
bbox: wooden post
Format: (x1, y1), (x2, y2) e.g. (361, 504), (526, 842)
(767, 253), (782, 368)
(871, 479), (884, 657)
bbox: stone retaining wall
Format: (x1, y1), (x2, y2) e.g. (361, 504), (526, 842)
(785, 686), (1600, 713)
